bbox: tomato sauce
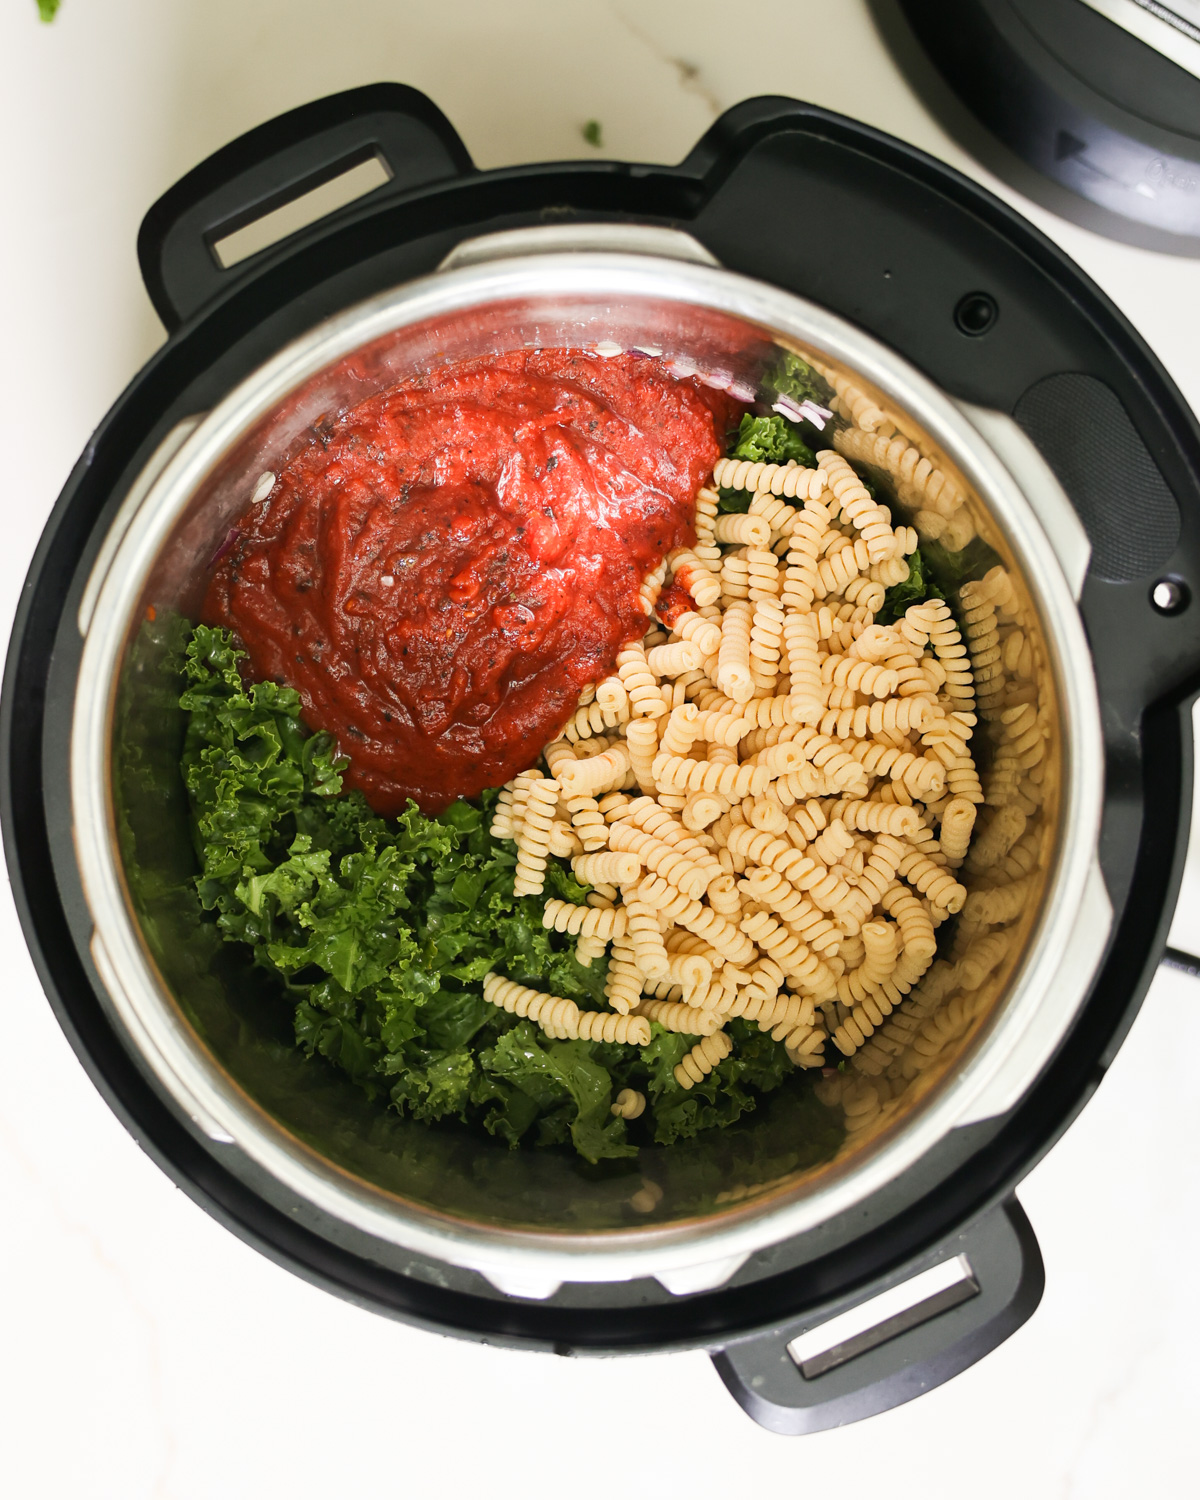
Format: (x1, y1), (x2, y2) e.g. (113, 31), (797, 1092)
(204, 349), (735, 815)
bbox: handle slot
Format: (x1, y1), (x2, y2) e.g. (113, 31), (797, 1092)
(211, 152), (393, 269)
(138, 84), (473, 331)
(787, 1254), (980, 1379)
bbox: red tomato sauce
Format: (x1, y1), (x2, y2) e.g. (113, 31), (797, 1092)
(204, 349), (735, 815)
(654, 581), (700, 630)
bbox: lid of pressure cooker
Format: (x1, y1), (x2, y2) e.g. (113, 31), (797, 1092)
(5, 85), (1200, 1353)
(886, 0), (1200, 253)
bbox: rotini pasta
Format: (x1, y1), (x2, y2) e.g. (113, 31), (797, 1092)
(476, 364), (1052, 1156)
(673, 1030), (734, 1088)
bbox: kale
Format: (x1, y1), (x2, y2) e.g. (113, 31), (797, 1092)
(639, 1019), (792, 1145)
(875, 546), (945, 626)
(179, 625), (808, 1162)
(764, 351), (834, 411)
(730, 413), (815, 467)
(582, 120), (603, 148)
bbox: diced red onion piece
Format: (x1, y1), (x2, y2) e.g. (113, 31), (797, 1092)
(772, 397), (807, 424)
(208, 527), (240, 568)
(798, 399), (834, 427)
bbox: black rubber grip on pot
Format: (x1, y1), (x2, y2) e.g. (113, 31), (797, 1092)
(1014, 372), (1181, 581)
(711, 1196), (1043, 1434)
(137, 83), (475, 332)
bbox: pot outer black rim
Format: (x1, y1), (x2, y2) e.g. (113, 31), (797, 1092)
(3, 93), (1199, 1356)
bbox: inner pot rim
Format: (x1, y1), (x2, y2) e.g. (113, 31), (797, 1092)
(69, 250), (1105, 1285)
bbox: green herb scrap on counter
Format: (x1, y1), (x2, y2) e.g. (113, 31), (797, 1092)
(179, 626), (798, 1163)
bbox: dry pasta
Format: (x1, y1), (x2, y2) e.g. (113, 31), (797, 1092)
(480, 365), (1050, 1158)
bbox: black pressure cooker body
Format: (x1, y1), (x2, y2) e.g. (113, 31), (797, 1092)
(5, 87), (1200, 1435)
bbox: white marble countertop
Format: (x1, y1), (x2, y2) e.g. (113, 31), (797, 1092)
(2, 2), (1199, 1496)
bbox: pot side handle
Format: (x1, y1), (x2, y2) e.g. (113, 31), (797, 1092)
(710, 1196), (1043, 1435)
(137, 83), (475, 333)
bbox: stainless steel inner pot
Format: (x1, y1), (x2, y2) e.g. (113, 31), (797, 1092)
(70, 226), (1107, 1299)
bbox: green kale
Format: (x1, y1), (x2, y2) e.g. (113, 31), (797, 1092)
(874, 546), (945, 626)
(730, 413), (815, 467)
(480, 1023), (635, 1161)
(179, 626), (613, 1149)
(582, 120), (603, 148)
(637, 1019), (793, 1146)
(764, 351), (833, 411)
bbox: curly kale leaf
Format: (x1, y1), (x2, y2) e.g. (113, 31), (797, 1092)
(730, 413), (815, 467)
(764, 351), (834, 411)
(480, 1022), (635, 1161)
(637, 1020), (793, 1145)
(179, 626), (609, 1146)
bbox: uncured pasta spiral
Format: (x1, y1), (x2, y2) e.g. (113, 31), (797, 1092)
(607, 821), (708, 898)
(660, 702), (702, 757)
(681, 790), (726, 830)
(669, 611), (722, 657)
(556, 743), (631, 798)
(482, 972), (581, 1040)
(694, 485), (719, 546)
(623, 715), (660, 795)
(636, 997), (722, 1035)
(638, 560), (668, 617)
(621, 800), (723, 885)
(737, 867), (843, 953)
(825, 798), (921, 838)
(563, 697), (627, 742)
(714, 512), (772, 547)
(623, 891), (671, 979)
(564, 790), (609, 850)
(716, 600), (755, 703)
(651, 751), (770, 799)
(669, 548), (721, 606)
(748, 491), (799, 539)
(575, 1009), (652, 1046)
(938, 797), (977, 865)
(739, 910), (836, 994)
(604, 935), (643, 1015)
(646, 640), (703, 677)
(513, 776), (559, 896)
(712, 456), (827, 500)
(616, 641), (668, 719)
(548, 820), (583, 858)
(571, 850), (641, 887)
(897, 847), (967, 913)
(636, 874), (757, 963)
(611, 1088), (646, 1119)
(673, 1031), (734, 1088)
(781, 500), (828, 612)
(744, 552), (780, 603)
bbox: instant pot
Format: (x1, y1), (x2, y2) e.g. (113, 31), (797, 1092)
(5, 85), (1200, 1435)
